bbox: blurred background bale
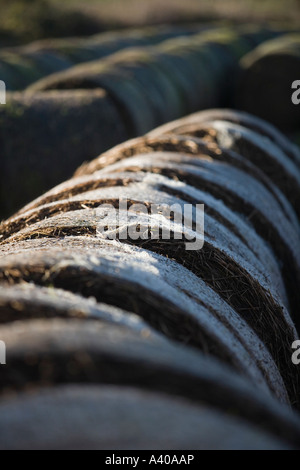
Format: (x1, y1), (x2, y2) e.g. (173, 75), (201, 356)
(0, 0), (299, 221)
(236, 34), (300, 133)
(0, 90), (128, 218)
(1, 26), (288, 218)
(0, 25), (202, 91)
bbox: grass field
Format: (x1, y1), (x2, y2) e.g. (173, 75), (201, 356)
(0, 0), (300, 46)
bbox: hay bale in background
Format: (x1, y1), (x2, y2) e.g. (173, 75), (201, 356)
(0, 25), (202, 91)
(0, 90), (128, 219)
(0, 28), (295, 218)
(0, 283), (153, 333)
(28, 27), (282, 113)
(236, 34), (300, 133)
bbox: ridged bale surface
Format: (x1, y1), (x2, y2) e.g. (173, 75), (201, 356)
(150, 120), (300, 219)
(0, 110), (300, 449)
(75, 133), (300, 230)
(0, 236), (293, 403)
(0, 316), (286, 404)
(0, 171), (289, 305)
(77, 151), (300, 326)
(149, 108), (300, 165)
(236, 34), (300, 132)
(0, 90), (128, 219)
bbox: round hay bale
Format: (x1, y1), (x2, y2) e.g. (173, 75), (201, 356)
(95, 152), (299, 276)
(0, 241), (283, 395)
(157, 120), (300, 219)
(0, 318), (299, 448)
(0, 60), (23, 91)
(0, 175), (289, 309)
(0, 315), (273, 400)
(6, 130), (299, 324)
(0, 278), (286, 404)
(149, 108), (300, 166)
(152, 51), (206, 113)
(0, 385), (294, 450)
(162, 49), (218, 108)
(93, 152), (300, 319)
(0, 170), (288, 306)
(5, 121), (299, 326)
(0, 89), (128, 219)
(8, 173), (137, 218)
(75, 134), (299, 231)
(27, 27), (283, 123)
(105, 49), (185, 122)
(22, 50), (72, 76)
(27, 60), (158, 136)
(0, 226), (297, 404)
(236, 34), (300, 132)
(0, 25), (203, 90)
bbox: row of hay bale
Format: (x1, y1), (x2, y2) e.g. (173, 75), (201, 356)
(0, 109), (300, 449)
(28, 27), (286, 123)
(236, 33), (300, 134)
(0, 27), (288, 218)
(0, 25), (203, 91)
